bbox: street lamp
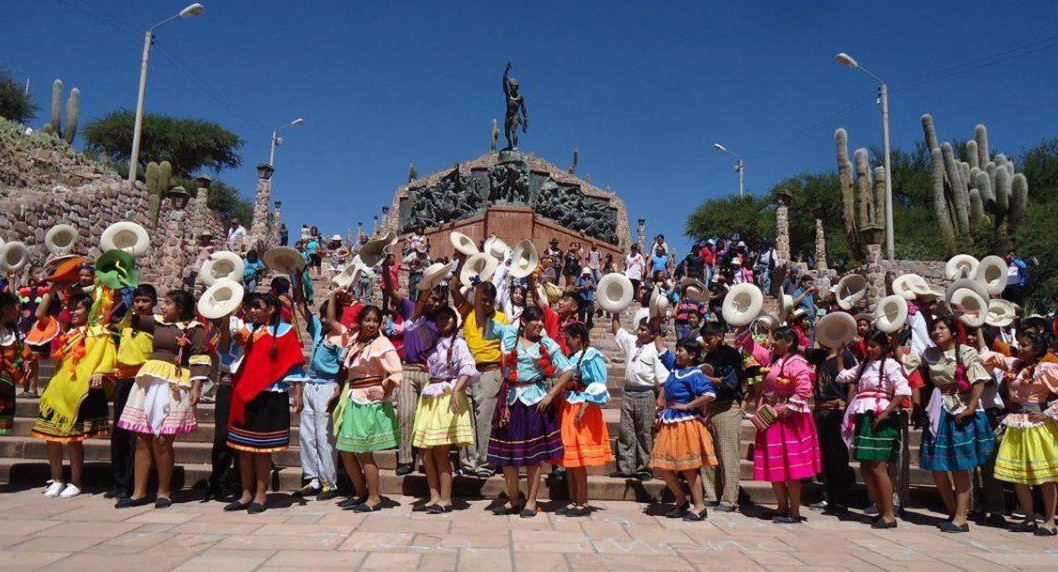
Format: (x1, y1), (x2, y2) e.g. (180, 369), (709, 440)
(712, 142), (745, 197)
(165, 185), (193, 210)
(127, 3), (206, 183)
(836, 52), (894, 260)
(269, 117), (305, 167)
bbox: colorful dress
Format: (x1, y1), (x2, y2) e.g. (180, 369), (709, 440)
(117, 316), (210, 436)
(910, 345), (995, 471)
(484, 320), (572, 467)
(650, 366), (718, 471)
(227, 322), (305, 452)
(835, 358), (911, 463)
(333, 334), (402, 453)
(0, 324), (24, 435)
(557, 347), (612, 468)
(31, 325), (115, 442)
(411, 334), (478, 448)
(981, 352), (1058, 485)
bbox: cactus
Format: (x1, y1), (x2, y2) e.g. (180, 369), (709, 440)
(975, 124), (990, 167)
(930, 147), (957, 251)
(50, 79), (62, 137)
(965, 140), (979, 170)
(63, 88), (79, 144)
(1010, 173), (1028, 225)
(941, 143), (971, 234)
(968, 188), (985, 226)
(834, 128), (884, 259)
(43, 79), (81, 144)
(921, 114), (938, 153)
(872, 166), (886, 228)
(975, 170), (994, 212)
(146, 160), (172, 228)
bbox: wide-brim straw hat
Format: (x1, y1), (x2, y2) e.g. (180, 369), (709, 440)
(753, 312), (780, 333)
(873, 294), (908, 333)
(508, 240), (539, 279)
(197, 279), (245, 320)
(44, 224), (78, 255)
(44, 255), (87, 285)
(597, 273), (634, 314)
(778, 286), (793, 321)
(944, 254), (979, 281)
(263, 246), (306, 274)
(100, 221), (150, 257)
(201, 251), (245, 286)
(975, 255), (1008, 296)
(460, 252), (498, 287)
(836, 274), (867, 310)
(0, 241), (30, 272)
(722, 283), (763, 327)
(985, 298), (1017, 328)
(449, 231), (479, 257)
(679, 277), (708, 302)
(359, 231), (396, 267)
(483, 236), (512, 262)
(332, 262), (358, 290)
(649, 287), (670, 319)
(892, 273), (928, 301)
(816, 311), (857, 348)
(419, 260), (456, 291)
(633, 307), (651, 330)
(946, 278), (989, 328)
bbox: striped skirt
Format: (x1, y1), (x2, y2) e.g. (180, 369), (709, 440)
(227, 391), (291, 453)
(31, 388), (109, 443)
(852, 412), (900, 463)
(753, 410), (821, 482)
(994, 420), (1058, 485)
(487, 400), (563, 468)
(919, 409), (994, 472)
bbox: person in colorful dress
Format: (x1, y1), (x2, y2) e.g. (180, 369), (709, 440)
(115, 290), (210, 509)
(907, 315), (995, 533)
(411, 306), (477, 513)
(32, 293), (115, 498)
(835, 329), (911, 529)
(224, 293), (305, 514)
(333, 304), (402, 512)
(0, 292), (23, 435)
(982, 331), (1058, 536)
(650, 339), (718, 521)
(475, 285), (573, 517)
(738, 325), (821, 523)
(540, 322), (611, 517)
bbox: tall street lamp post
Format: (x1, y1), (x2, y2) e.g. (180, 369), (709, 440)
(712, 143), (745, 197)
(269, 118), (305, 167)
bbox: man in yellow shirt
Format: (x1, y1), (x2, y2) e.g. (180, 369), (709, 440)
(452, 279), (507, 478)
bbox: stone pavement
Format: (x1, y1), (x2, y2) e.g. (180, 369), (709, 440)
(0, 487), (1055, 572)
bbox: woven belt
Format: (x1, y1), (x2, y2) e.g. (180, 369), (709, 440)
(347, 377), (385, 389)
(403, 363), (427, 372)
(477, 362), (501, 372)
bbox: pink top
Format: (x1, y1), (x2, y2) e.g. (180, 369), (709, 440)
(738, 333), (813, 413)
(836, 358), (912, 415)
(343, 334), (402, 404)
(981, 352), (1058, 405)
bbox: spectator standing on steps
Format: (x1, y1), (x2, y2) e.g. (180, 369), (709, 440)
(610, 312), (670, 482)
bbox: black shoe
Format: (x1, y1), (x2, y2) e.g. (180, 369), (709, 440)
(714, 504), (738, 513)
(863, 503), (879, 516)
(519, 507), (538, 518)
(871, 518), (897, 529)
(635, 471), (653, 482)
(704, 500), (719, 508)
(554, 504), (573, 516)
(608, 471), (631, 479)
(665, 502), (689, 519)
(338, 496), (366, 509)
(568, 506), (590, 518)
(114, 496), (150, 509)
(808, 500), (829, 510)
(247, 502), (267, 514)
(1034, 526), (1057, 537)
(224, 500), (250, 512)
(980, 513), (1009, 527)
(682, 509), (708, 522)
(773, 515), (801, 524)
(425, 504), (452, 514)
(939, 521), (970, 533)
(155, 496), (173, 509)
(411, 503), (430, 512)
(316, 486), (339, 501)
(1010, 521), (1038, 533)
(822, 505), (849, 516)
(490, 503), (520, 516)
(352, 502), (383, 513)
(103, 488), (121, 499)
(395, 464), (414, 476)
(292, 483), (321, 498)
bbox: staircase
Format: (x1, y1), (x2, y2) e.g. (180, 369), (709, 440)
(0, 270), (939, 507)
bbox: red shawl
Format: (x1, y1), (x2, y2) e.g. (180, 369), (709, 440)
(230, 324), (305, 425)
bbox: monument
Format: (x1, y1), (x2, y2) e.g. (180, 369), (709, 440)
(383, 63), (630, 260)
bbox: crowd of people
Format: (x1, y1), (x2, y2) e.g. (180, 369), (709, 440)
(1, 224), (1057, 536)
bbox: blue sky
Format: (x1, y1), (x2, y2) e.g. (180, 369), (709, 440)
(5, 1), (1058, 255)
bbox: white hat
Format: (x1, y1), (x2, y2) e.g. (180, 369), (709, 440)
(721, 283), (763, 327)
(44, 224), (78, 255)
(873, 294), (908, 333)
(201, 251), (245, 286)
(778, 286), (794, 321)
(731, 257), (742, 266)
(985, 298), (1017, 328)
(449, 231), (479, 257)
(816, 311), (857, 348)
(892, 273), (927, 301)
(946, 278), (989, 328)
(331, 262), (358, 290)
(580, 267), (592, 275)
(679, 277), (708, 302)
(263, 246), (306, 274)
(331, 234), (342, 242)
(944, 254), (979, 281)
(753, 312), (780, 333)
(359, 231), (396, 267)
(483, 236), (511, 262)
(975, 255), (1008, 296)
(460, 252), (498, 287)
(508, 240), (539, 279)
(0, 241), (29, 272)
(100, 221), (150, 256)
(596, 273), (634, 314)
(835, 274), (867, 310)
(418, 260), (457, 292)
(633, 307), (651, 330)
(649, 287), (670, 319)
(197, 279), (245, 320)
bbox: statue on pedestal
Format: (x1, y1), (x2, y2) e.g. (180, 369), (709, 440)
(502, 62), (529, 150)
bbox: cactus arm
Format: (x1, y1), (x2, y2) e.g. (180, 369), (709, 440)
(931, 147), (957, 251)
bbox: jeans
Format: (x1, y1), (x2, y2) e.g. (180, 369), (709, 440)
(577, 299), (595, 328)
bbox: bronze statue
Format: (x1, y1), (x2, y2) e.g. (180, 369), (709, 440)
(502, 62), (528, 149)
(407, 162), (418, 183)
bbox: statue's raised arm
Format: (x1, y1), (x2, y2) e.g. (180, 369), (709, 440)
(503, 62), (513, 97)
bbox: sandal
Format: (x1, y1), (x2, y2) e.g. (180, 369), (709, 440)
(1010, 521), (1038, 533)
(352, 502), (383, 513)
(425, 504), (452, 514)
(1033, 526), (1057, 537)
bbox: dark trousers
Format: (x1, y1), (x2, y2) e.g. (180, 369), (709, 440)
(110, 378), (137, 495)
(973, 408), (1006, 515)
(814, 408), (855, 509)
(577, 299), (595, 328)
(209, 383), (239, 492)
(888, 411), (910, 509)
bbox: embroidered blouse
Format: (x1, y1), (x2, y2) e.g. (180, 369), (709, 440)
(342, 334), (402, 405)
(132, 315), (211, 385)
(836, 358), (912, 415)
(484, 319), (572, 406)
(660, 367), (716, 423)
(423, 335), (480, 397)
(980, 352), (1058, 426)
(565, 347), (609, 405)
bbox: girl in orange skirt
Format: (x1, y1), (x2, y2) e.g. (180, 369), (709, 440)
(541, 322), (612, 516)
(651, 339), (718, 521)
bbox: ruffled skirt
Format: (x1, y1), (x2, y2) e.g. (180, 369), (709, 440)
(487, 400), (563, 467)
(650, 417), (716, 471)
(411, 388), (474, 448)
(753, 410), (821, 481)
(994, 420), (1058, 485)
(852, 412), (900, 463)
(557, 400), (612, 468)
(117, 377), (197, 436)
(336, 400), (400, 453)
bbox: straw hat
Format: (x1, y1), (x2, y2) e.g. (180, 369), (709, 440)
(721, 283), (763, 327)
(633, 307), (650, 330)
(44, 255), (87, 285)
(597, 273), (635, 314)
(449, 231), (479, 257)
(331, 262), (358, 290)
(263, 246), (306, 274)
(359, 231), (396, 267)
(508, 240), (539, 279)
(985, 298), (1017, 328)
(946, 279), (989, 327)
(944, 254), (979, 281)
(483, 236), (511, 262)
(649, 287), (670, 319)
(909, 280), (945, 300)
(679, 277), (708, 302)
(835, 274), (867, 310)
(816, 311), (857, 348)
(892, 273), (928, 301)
(43, 253), (80, 272)
(753, 313), (780, 333)
(201, 251), (245, 286)
(460, 252), (498, 287)
(0, 241), (29, 272)
(100, 221), (150, 256)
(975, 255), (1008, 296)
(778, 286), (794, 321)
(197, 279), (245, 320)
(44, 224), (78, 255)
(543, 282), (564, 304)
(418, 260), (456, 291)
(873, 294), (908, 333)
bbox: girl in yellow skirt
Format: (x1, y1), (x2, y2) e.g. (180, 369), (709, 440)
(982, 331), (1058, 536)
(540, 321), (611, 516)
(411, 306), (477, 513)
(650, 339), (718, 521)
(31, 293), (116, 498)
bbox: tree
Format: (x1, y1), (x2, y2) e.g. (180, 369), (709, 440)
(685, 194), (772, 247)
(83, 110), (244, 177)
(0, 67), (35, 124)
(206, 179), (253, 227)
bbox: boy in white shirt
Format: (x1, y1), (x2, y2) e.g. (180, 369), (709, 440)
(610, 312), (670, 481)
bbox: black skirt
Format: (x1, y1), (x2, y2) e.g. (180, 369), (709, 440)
(227, 391), (291, 452)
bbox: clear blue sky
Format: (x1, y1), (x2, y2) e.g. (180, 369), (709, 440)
(5, 1), (1058, 255)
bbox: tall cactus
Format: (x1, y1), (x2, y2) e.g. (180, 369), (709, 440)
(1010, 173), (1028, 226)
(50, 79), (62, 136)
(63, 88), (79, 145)
(834, 128), (884, 259)
(854, 148), (874, 227)
(872, 166), (886, 228)
(930, 147), (957, 251)
(941, 143), (970, 234)
(975, 124), (990, 167)
(965, 140), (979, 170)
(835, 129), (860, 256)
(42, 79), (81, 144)
(146, 160), (172, 228)
(921, 114), (938, 153)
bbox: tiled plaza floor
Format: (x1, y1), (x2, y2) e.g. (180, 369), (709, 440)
(0, 486), (1055, 571)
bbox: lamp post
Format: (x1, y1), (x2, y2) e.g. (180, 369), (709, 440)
(127, 3), (206, 183)
(269, 117), (305, 167)
(836, 52), (894, 260)
(712, 143), (745, 197)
